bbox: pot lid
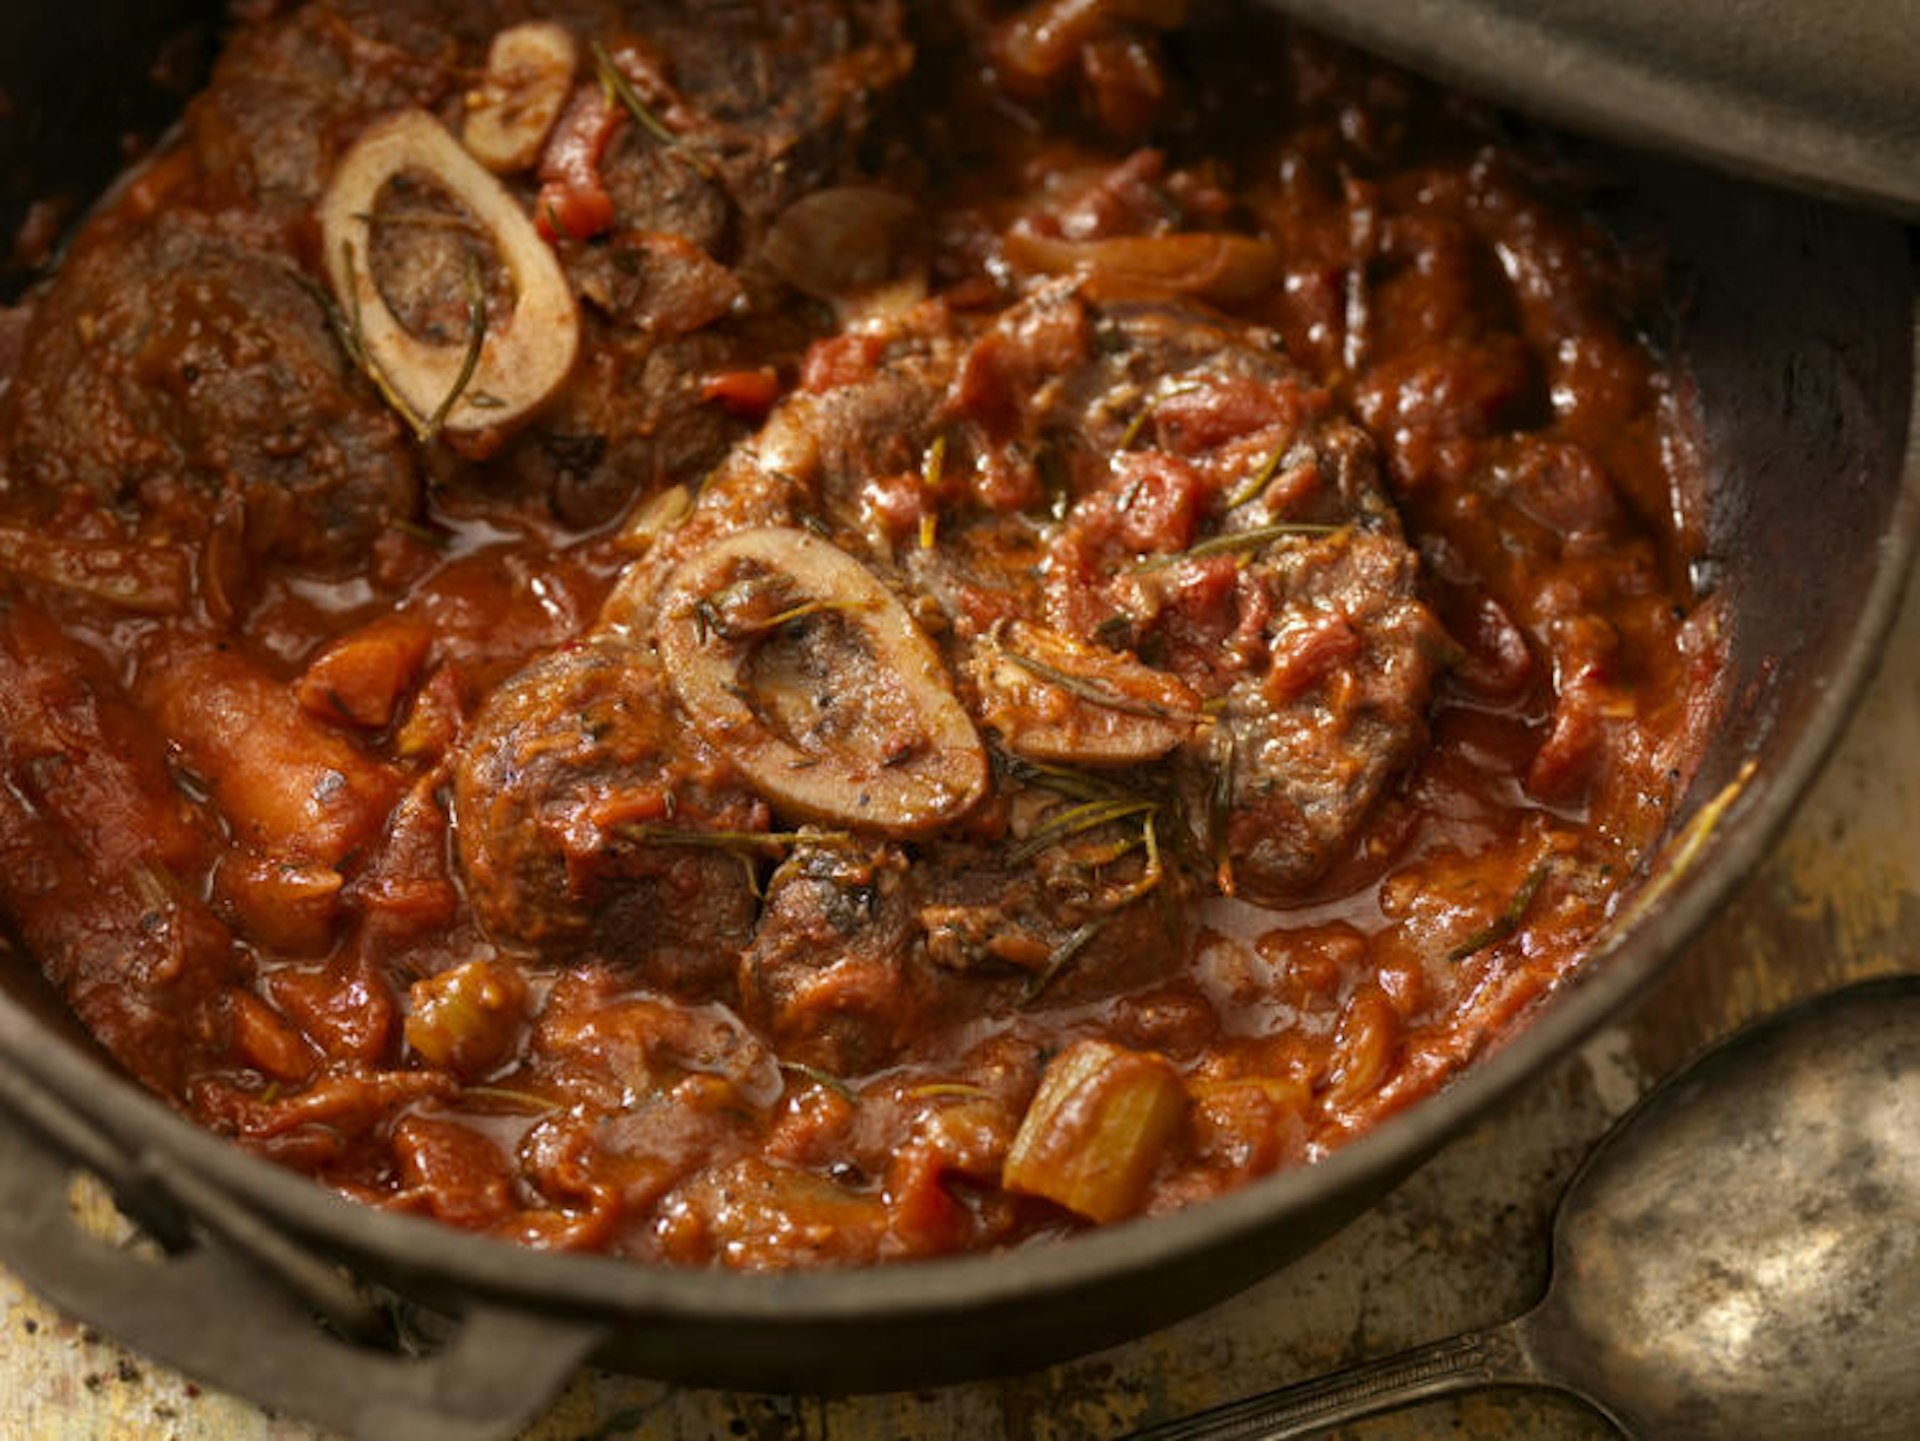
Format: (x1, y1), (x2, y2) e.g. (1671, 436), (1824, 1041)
(1262, 0), (1920, 219)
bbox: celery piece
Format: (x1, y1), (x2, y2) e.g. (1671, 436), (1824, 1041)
(1003, 1039), (1187, 1224)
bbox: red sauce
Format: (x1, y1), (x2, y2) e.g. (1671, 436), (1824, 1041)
(0, 0), (1719, 1267)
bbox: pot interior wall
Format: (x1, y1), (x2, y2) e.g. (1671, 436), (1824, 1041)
(0, 0), (218, 298)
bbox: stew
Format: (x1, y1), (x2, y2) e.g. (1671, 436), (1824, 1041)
(0, 0), (1721, 1267)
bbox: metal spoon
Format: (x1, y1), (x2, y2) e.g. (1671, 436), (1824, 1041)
(1127, 975), (1920, 1439)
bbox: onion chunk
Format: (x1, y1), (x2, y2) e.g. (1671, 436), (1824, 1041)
(657, 527), (988, 836)
(763, 187), (928, 324)
(319, 108), (580, 438)
(1004, 229), (1280, 306)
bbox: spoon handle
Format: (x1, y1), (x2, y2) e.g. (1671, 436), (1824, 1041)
(1123, 1321), (1543, 1440)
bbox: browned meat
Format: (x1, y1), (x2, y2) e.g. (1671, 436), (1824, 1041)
(187, 0), (483, 222)
(185, 0), (912, 527)
(0, 212), (419, 573)
(631, 287), (1446, 899)
(192, 0), (910, 245)
(451, 635), (764, 1000)
(740, 785), (1188, 1080)
(1200, 527), (1443, 897)
(739, 840), (925, 1076)
(497, 0), (915, 522)
(589, 0), (912, 252)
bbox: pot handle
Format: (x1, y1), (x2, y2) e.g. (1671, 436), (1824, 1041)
(0, 1057), (608, 1441)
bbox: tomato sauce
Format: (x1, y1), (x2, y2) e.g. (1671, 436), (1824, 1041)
(0, 0), (1720, 1266)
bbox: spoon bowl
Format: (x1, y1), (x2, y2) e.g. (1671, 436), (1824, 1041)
(1132, 976), (1920, 1439)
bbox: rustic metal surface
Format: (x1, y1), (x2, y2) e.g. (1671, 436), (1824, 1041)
(5, 530), (1917, 1441)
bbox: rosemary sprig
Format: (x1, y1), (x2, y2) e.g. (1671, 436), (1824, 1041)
(781, 1060), (855, 1104)
(420, 253), (489, 441)
(336, 240), (489, 443)
(998, 775), (1169, 1004)
(1021, 916), (1114, 1004)
(590, 40), (717, 179)
(1224, 440), (1292, 510)
(1009, 796), (1159, 866)
(1115, 381), (1203, 452)
(1449, 861), (1552, 962)
(1135, 521), (1343, 572)
(998, 648), (1195, 722)
(1004, 754), (1144, 804)
(622, 825), (855, 858)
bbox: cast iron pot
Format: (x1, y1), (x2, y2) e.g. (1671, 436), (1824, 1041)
(0, 6), (1913, 1439)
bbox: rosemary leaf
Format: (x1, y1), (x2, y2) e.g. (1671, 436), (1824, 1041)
(590, 40), (717, 179)
(335, 238), (489, 444)
(1135, 521), (1344, 572)
(420, 252), (489, 442)
(781, 1060), (856, 1104)
(461, 1085), (560, 1114)
(1004, 754), (1144, 805)
(1098, 811), (1167, 910)
(906, 1082), (992, 1102)
(1021, 917), (1114, 1004)
(698, 595), (869, 642)
(998, 648), (1194, 722)
(1009, 797), (1160, 866)
(1115, 380), (1203, 453)
(1224, 440), (1290, 510)
(339, 240), (429, 437)
(622, 825), (855, 858)
(389, 516), (451, 549)
(352, 208), (482, 234)
(1449, 861), (1553, 962)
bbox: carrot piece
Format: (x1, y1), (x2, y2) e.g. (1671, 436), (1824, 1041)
(139, 639), (403, 869)
(296, 617), (433, 730)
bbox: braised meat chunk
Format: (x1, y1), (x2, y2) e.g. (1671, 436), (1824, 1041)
(452, 636), (763, 1001)
(633, 287), (1446, 896)
(186, 0), (914, 525)
(0, 213), (419, 573)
